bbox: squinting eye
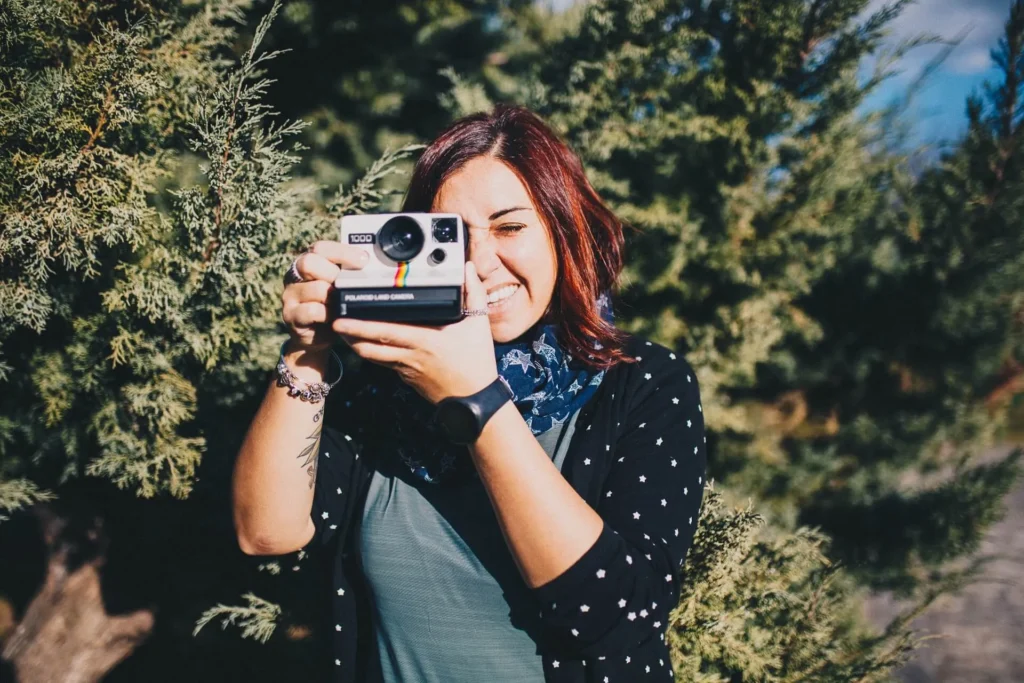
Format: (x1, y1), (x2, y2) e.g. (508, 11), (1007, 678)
(496, 224), (525, 234)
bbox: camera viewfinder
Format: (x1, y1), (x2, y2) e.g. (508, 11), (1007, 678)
(432, 217), (459, 243)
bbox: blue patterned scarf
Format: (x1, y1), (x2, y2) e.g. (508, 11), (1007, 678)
(375, 296), (611, 485)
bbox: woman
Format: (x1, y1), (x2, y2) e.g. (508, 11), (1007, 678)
(232, 105), (707, 683)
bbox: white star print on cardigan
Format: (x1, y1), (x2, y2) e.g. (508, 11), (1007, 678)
(306, 336), (707, 683)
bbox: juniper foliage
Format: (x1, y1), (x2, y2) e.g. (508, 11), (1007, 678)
(496, 0), (1024, 593)
(748, 0), (1024, 591)
(668, 487), (931, 682)
(254, 0), (540, 196)
(1, 0), (253, 509)
(1, 1), (1021, 680)
(193, 592), (281, 644)
(0, 0), (416, 507)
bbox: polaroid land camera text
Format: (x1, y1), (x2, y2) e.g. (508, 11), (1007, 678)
(329, 213), (468, 324)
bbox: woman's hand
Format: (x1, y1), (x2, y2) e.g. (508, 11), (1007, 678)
(331, 262), (498, 404)
(282, 241), (368, 353)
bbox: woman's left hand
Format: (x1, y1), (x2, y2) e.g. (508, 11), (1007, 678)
(331, 262), (498, 404)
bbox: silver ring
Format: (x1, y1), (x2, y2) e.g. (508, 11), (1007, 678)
(462, 307), (489, 317)
(283, 260), (305, 286)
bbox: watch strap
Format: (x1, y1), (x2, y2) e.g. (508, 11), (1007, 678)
(475, 376), (514, 426)
(435, 377), (513, 444)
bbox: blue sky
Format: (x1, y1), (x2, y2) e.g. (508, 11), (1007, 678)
(538, 0), (1012, 149)
(860, 0), (1010, 148)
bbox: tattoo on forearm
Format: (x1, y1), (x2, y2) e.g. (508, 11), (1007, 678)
(298, 405), (326, 490)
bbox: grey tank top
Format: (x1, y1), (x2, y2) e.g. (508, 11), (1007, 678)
(359, 410), (580, 683)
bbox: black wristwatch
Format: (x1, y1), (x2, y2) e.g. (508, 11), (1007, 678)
(433, 377), (514, 445)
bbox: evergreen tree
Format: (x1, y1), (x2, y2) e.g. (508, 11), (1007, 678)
(1, 0), (1019, 680)
(256, 0), (543, 195)
(512, 0), (1023, 593)
(667, 487), (948, 681)
(1, 0), (258, 510)
(0, 1), (413, 679)
(782, 0), (1024, 591)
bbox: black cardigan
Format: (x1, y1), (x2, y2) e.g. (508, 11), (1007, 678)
(307, 335), (707, 683)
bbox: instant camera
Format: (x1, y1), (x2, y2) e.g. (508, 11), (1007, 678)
(329, 213), (468, 324)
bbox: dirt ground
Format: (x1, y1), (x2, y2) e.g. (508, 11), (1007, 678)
(863, 446), (1024, 683)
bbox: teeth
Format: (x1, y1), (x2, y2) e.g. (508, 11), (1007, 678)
(487, 285), (519, 305)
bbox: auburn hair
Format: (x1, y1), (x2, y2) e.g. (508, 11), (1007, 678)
(402, 104), (631, 370)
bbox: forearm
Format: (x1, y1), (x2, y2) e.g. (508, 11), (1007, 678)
(469, 402), (603, 589)
(231, 346), (330, 555)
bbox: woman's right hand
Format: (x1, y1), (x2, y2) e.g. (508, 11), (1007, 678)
(282, 240), (369, 353)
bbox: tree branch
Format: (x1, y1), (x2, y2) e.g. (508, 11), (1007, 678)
(79, 88), (115, 155)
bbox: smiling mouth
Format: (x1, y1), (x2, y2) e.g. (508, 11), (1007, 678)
(486, 284), (520, 310)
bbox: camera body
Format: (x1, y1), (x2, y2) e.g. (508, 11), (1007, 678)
(330, 213), (468, 323)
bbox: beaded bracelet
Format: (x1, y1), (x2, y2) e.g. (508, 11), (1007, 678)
(275, 341), (343, 404)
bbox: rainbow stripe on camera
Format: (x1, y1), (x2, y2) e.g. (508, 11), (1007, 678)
(394, 261), (410, 287)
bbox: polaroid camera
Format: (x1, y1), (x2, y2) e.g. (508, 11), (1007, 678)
(329, 213), (468, 324)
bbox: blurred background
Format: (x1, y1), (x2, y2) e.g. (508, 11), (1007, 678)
(0, 0), (1022, 681)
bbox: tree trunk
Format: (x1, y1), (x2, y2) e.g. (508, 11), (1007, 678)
(0, 506), (154, 683)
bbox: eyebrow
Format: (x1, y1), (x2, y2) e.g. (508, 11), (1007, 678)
(488, 207), (532, 221)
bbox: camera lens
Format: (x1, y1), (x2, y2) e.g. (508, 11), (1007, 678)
(378, 216), (425, 262)
(432, 217), (459, 243)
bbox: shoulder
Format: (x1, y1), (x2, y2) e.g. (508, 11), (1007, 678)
(602, 334), (701, 419)
(619, 335), (688, 369)
(615, 333), (698, 386)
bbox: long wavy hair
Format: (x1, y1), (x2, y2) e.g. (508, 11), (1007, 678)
(402, 104), (631, 370)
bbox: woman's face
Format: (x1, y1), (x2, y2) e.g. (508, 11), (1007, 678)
(432, 155), (559, 343)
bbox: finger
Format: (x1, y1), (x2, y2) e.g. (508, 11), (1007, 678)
(293, 243), (369, 283)
(284, 301), (328, 328)
(345, 339), (408, 366)
(331, 318), (424, 348)
(308, 240), (370, 271)
(293, 252), (343, 284)
(464, 261), (489, 314)
(284, 279), (332, 305)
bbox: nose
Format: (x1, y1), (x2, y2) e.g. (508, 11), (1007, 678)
(468, 229), (500, 281)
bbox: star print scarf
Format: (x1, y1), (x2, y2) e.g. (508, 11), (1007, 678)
(371, 295), (611, 485)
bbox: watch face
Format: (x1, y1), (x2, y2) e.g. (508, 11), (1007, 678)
(437, 401), (479, 444)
